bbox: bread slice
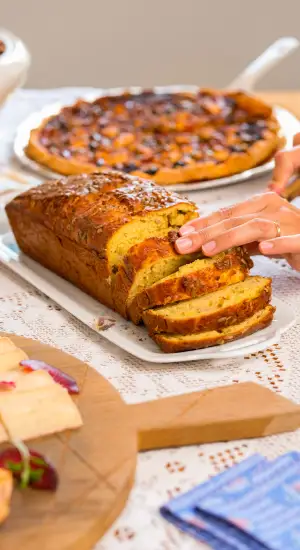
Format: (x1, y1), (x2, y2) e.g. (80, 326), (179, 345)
(0, 469), (13, 525)
(153, 305), (275, 352)
(129, 247), (253, 324)
(113, 237), (200, 318)
(143, 276), (271, 335)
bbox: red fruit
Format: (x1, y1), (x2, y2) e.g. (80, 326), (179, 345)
(20, 359), (79, 394)
(0, 447), (58, 491)
(0, 381), (16, 391)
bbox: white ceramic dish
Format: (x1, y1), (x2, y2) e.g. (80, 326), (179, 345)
(0, 232), (295, 363)
(13, 91), (300, 193)
(0, 29), (30, 108)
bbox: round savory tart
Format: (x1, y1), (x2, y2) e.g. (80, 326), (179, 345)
(26, 88), (283, 185)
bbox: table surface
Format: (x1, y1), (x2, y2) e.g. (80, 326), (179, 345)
(1, 89), (300, 550)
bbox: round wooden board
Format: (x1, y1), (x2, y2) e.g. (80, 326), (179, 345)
(0, 333), (137, 550)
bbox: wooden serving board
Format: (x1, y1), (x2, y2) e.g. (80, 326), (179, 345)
(1, 333), (300, 550)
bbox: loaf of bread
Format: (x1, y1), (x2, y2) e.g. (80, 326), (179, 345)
(6, 171), (274, 354)
(153, 305), (275, 352)
(5, 171), (197, 309)
(143, 276), (271, 335)
(129, 247), (253, 324)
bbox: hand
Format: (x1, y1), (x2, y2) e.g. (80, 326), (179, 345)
(269, 132), (300, 194)
(175, 192), (300, 270)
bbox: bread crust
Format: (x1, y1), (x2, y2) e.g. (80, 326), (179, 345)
(5, 172), (195, 259)
(26, 89), (282, 185)
(7, 210), (115, 309)
(129, 248), (253, 324)
(153, 305), (275, 352)
(143, 279), (272, 335)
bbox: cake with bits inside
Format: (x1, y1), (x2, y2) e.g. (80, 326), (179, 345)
(26, 89), (283, 185)
(6, 171), (275, 353)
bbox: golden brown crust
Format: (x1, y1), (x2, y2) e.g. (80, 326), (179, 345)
(143, 279), (272, 335)
(7, 211), (115, 309)
(6, 171), (195, 265)
(129, 248), (253, 324)
(112, 237), (198, 318)
(153, 305), (275, 352)
(26, 89), (282, 185)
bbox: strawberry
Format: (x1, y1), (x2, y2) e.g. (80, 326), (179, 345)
(20, 359), (79, 394)
(0, 447), (58, 491)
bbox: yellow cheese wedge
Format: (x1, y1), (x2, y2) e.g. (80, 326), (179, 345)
(0, 384), (83, 442)
(0, 370), (54, 391)
(0, 469), (13, 525)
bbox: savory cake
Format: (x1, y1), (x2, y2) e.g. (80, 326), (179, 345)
(26, 88), (282, 185)
(113, 237), (202, 318)
(5, 171), (197, 309)
(6, 171), (274, 353)
(142, 276), (271, 335)
(129, 247), (253, 324)
(153, 306), (275, 352)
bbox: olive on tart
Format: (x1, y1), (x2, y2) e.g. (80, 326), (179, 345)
(26, 88), (283, 185)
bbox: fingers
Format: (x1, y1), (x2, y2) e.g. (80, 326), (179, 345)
(260, 234), (300, 256)
(179, 192), (282, 236)
(269, 143), (300, 193)
(293, 132), (300, 147)
(176, 217), (280, 255)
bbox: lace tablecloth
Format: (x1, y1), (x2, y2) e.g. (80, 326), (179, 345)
(1, 88), (300, 550)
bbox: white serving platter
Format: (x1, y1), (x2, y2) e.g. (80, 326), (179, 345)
(0, 232), (295, 363)
(13, 86), (300, 193)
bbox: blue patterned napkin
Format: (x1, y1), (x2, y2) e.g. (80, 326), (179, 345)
(160, 452), (300, 550)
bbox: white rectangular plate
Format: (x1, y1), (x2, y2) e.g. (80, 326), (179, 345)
(13, 86), (300, 192)
(0, 232), (295, 363)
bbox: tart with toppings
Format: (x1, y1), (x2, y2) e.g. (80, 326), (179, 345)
(26, 88), (283, 185)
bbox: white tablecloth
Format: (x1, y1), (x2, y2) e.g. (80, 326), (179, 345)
(1, 88), (300, 550)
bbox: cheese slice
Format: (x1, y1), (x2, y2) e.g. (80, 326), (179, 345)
(0, 349), (28, 374)
(0, 384), (83, 442)
(0, 370), (54, 392)
(0, 423), (8, 444)
(0, 337), (17, 354)
(0, 336), (28, 373)
(0, 469), (13, 525)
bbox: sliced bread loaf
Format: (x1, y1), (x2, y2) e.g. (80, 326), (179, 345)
(152, 305), (275, 352)
(143, 276), (271, 335)
(129, 247), (253, 324)
(113, 237), (200, 318)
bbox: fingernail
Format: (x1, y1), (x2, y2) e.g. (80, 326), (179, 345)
(180, 226), (196, 237)
(260, 242), (274, 251)
(176, 237), (193, 253)
(202, 241), (216, 254)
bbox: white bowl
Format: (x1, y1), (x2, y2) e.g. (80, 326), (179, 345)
(0, 29), (30, 108)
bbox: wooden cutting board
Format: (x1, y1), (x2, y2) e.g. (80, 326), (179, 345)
(1, 333), (300, 550)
